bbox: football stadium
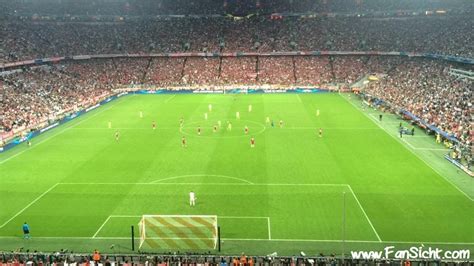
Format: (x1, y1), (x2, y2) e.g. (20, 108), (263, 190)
(0, 0), (473, 265)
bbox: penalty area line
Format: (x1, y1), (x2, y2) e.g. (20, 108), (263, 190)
(92, 216), (112, 238)
(347, 185), (382, 242)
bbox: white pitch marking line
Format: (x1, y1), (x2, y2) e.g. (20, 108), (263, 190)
(95, 215), (271, 239)
(340, 93), (473, 202)
(0, 101), (119, 165)
(414, 148), (451, 151)
(165, 95), (176, 103)
(347, 185), (382, 242)
(296, 94), (302, 103)
(267, 217), (272, 240)
(0, 236), (470, 245)
(92, 216), (112, 238)
(72, 127), (181, 130)
(151, 174), (254, 185)
(399, 136), (418, 150)
(399, 138), (450, 151)
(219, 216), (269, 219)
(222, 238), (474, 245)
(58, 182), (348, 186)
(70, 126), (380, 131)
(285, 127), (378, 130)
(110, 215), (142, 218)
(0, 183), (59, 229)
(108, 215), (269, 219)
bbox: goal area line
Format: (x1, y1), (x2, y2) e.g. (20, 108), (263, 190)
(0, 235), (470, 246)
(93, 215), (272, 241)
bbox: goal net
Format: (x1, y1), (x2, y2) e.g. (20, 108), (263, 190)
(138, 215), (218, 250)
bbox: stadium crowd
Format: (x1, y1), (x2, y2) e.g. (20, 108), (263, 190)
(1, 14), (473, 64)
(364, 59), (473, 163)
(0, 249), (382, 266)
(1, 0), (471, 16)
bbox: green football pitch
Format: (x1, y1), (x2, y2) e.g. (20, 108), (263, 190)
(0, 93), (472, 256)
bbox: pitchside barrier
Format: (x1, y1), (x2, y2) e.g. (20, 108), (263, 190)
(1, 252), (472, 265)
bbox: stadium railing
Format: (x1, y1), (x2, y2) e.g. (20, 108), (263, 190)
(1, 251), (473, 266)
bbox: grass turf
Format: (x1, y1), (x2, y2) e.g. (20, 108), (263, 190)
(0, 93), (472, 256)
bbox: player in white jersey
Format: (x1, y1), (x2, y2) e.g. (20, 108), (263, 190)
(316, 109), (320, 116)
(265, 117), (270, 124)
(108, 121), (112, 128)
(236, 111), (240, 119)
(248, 104), (252, 112)
(208, 104), (212, 112)
(217, 120), (222, 128)
(204, 113), (208, 120)
(139, 111), (143, 118)
(189, 191), (196, 206)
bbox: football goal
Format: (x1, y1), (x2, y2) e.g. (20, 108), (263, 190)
(138, 215), (219, 250)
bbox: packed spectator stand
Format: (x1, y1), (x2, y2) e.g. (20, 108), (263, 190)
(0, 0), (472, 17)
(2, 250), (472, 266)
(1, 14), (473, 63)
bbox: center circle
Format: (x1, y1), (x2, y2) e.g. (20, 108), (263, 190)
(180, 119), (266, 138)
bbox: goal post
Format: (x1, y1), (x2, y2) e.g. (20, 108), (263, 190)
(138, 215), (218, 250)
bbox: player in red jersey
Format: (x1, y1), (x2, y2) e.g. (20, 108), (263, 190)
(244, 125), (249, 135)
(197, 126), (201, 135)
(152, 120), (156, 130)
(279, 120), (284, 128)
(319, 128), (323, 138)
(250, 137), (255, 148)
(115, 130), (120, 141)
(213, 125), (217, 133)
(182, 136), (187, 147)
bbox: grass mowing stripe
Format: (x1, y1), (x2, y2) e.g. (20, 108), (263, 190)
(339, 93), (473, 202)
